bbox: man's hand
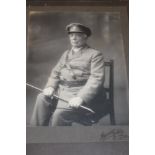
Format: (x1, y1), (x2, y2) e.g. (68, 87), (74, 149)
(43, 87), (55, 97)
(69, 97), (83, 108)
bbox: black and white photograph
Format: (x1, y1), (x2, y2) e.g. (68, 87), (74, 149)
(27, 8), (128, 128)
(3, 0), (155, 155)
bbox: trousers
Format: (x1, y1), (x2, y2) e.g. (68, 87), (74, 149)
(30, 93), (87, 126)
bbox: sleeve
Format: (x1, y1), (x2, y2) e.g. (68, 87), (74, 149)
(44, 51), (67, 89)
(77, 51), (105, 104)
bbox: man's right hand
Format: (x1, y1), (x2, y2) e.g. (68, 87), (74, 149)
(43, 87), (55, 97)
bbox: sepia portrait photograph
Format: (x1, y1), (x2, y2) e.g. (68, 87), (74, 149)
(27, 7), (128, 128)
(26, 5), (129, 155)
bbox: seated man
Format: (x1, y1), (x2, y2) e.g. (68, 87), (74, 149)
(30, 23), (105, 126)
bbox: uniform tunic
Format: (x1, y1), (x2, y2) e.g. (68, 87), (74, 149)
(30, 44), (105, 126)
(45, 44), (105, 109)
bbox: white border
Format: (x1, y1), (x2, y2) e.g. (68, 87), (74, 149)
(0, 1), (26, 155)
(130, 0), (155, 154)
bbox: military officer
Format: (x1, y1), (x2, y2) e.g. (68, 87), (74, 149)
(30, 23), (105, 126)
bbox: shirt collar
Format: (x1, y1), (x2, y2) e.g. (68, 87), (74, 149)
(71, 44), (89, 54)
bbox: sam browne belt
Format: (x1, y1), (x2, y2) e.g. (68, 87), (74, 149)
(59, 80), (87, 87)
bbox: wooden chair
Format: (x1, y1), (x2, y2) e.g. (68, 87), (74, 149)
(79, 60), (115, 125)
(104, 60), (115, 125)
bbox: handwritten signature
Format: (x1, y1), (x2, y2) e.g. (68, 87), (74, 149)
(100, 128), (129, 141)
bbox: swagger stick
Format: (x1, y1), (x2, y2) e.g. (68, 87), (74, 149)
(26, 83), (95, 114)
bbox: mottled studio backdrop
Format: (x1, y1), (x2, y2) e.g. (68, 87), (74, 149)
(26, 11), (128, 125)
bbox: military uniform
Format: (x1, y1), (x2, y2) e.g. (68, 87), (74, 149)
(30, 23), (105, 126)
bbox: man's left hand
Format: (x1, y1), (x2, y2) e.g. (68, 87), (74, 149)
(69, 97), (83, 108)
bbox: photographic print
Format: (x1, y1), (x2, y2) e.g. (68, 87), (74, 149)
(26, 6), (128, 144)
(27, 7), (128, 126)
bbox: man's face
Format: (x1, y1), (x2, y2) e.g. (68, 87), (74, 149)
(69, 33), (87, 48)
